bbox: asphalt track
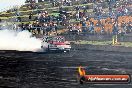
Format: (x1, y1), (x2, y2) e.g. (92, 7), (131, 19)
(0, 48), (132, 88)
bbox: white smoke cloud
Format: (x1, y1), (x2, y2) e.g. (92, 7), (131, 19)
(0, 29), (42, 52)
(0, 0), (25, 12)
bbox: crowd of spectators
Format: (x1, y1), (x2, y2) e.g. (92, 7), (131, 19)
(12, 10), (58, 35)
(0, 0), (131, 35)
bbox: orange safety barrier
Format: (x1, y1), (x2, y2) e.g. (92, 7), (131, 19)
(104, 23), (113, 33)
(90, 18), (98, 26)
(118, 16), (131, 24)
(64, 15), (131, 34)
(100, 19), (106, 25)
(94, 27), (102, 33)
(91, 16), (130, 33)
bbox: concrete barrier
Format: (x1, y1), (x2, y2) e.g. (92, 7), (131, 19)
(72, 44), (132, 53)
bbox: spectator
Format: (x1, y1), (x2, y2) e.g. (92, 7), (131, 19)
(17, 17), (21, 22)
(76, 11), (80, 21)
(29, 13), (33, 20)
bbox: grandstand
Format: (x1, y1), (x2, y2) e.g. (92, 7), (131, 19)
(0, 0), (131, 35)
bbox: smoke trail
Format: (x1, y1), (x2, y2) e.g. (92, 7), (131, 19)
(0, 29), (42, 52)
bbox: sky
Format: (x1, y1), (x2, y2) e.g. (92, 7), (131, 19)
(0, 0), (26, 12)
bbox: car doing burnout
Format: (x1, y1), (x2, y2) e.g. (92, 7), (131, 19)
(41, 36), (71, 52)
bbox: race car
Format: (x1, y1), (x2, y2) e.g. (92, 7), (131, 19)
(41, 36), (71, 52)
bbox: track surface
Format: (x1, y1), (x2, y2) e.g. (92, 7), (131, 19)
(0, 49), (132, 88)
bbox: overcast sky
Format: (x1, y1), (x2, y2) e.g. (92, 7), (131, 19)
(0, 0), (26, 12)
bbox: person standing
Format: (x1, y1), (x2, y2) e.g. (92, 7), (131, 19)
(29, 13), (33, 20)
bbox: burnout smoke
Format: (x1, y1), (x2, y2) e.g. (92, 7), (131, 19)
(0, 30), (42, 52)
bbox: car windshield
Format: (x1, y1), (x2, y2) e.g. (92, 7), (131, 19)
(43, 36), (52, 42)
(43, 36), (65, 42)
(53, 36), (65, 42)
